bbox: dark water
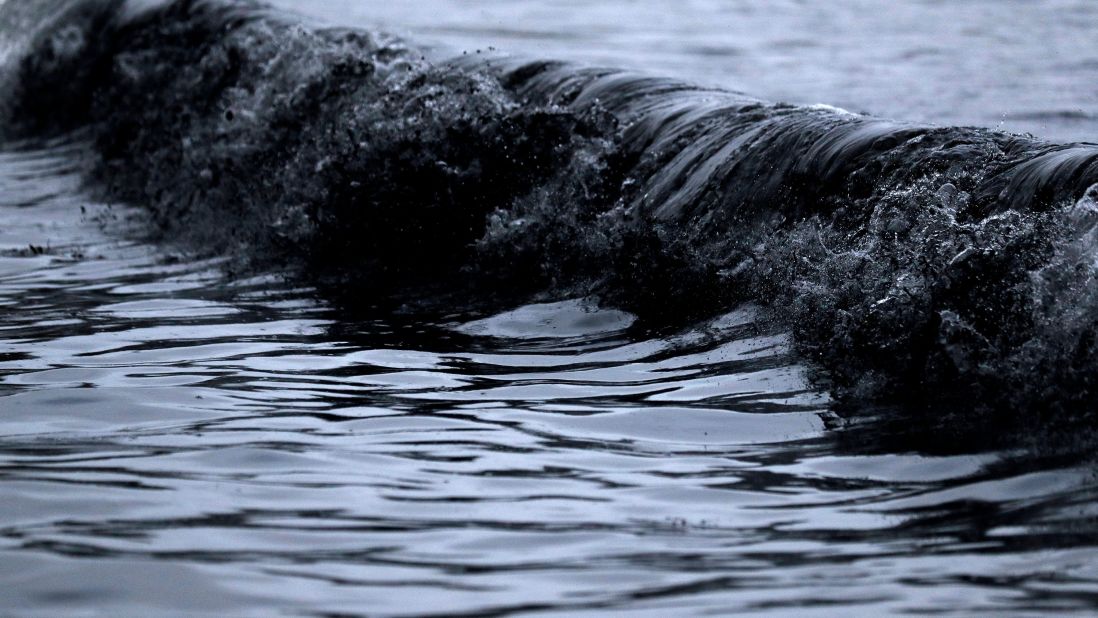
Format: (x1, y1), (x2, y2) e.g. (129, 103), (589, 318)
(4, 1), (1098, 615)
(5, 145), (1098, 616)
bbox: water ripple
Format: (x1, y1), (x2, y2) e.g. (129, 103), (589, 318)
(1, 144), (1097, 614)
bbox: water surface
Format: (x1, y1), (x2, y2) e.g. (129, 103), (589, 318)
(4, 1), (1098, 615)
(275, 0), (1098, 142)
(2, 144), (1098, 615)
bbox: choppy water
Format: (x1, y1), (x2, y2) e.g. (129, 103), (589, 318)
(4, 1), (1098, 616)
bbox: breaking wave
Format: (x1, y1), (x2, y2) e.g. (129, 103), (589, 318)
(5, 0), (1098, 441)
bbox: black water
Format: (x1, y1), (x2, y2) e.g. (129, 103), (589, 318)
(4, 1), (1098, 615)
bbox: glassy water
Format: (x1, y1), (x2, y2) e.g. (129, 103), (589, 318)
(3, 143), (1098, 615)
(4, 1), (1098, 615)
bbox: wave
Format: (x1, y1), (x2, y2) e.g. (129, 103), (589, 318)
(5, 0), (1098, 439)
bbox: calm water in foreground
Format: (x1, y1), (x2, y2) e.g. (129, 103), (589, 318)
(5, 1), (1098, 615)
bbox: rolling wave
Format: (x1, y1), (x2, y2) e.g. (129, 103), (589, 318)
(4, 0), (1098, 440)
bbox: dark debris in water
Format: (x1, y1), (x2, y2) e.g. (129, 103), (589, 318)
(0, 242), (90, 261)
(6, 0), (1098, 453)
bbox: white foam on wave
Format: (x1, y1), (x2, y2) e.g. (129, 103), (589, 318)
(455, 298), (636, 339)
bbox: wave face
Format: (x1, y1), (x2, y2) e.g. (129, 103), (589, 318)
(5, 0), (1098, 438)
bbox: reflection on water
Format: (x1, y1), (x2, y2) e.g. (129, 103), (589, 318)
(3, 146), (1098, 615)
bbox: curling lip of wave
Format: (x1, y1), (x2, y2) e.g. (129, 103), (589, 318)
(456, 53), (1098, 217)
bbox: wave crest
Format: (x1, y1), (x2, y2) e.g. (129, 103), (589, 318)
(6, 0), (1098, 439)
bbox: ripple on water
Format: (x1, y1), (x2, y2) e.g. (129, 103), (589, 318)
(2, 145), (1098, 615)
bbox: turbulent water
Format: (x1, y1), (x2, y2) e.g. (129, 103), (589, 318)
(4, 1), (1098, 615)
